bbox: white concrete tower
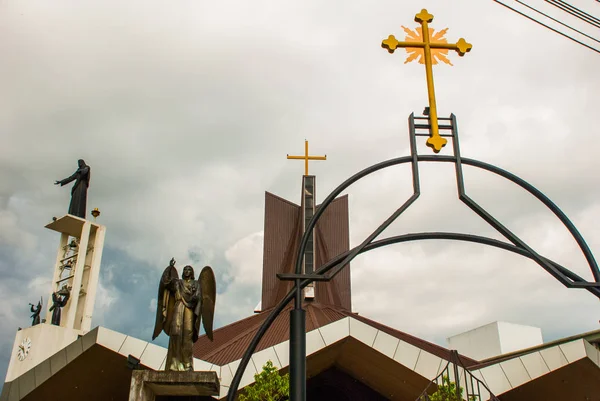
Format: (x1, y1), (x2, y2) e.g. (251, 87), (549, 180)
(5, 213), (106, 383)
(44, 214), (106, 333)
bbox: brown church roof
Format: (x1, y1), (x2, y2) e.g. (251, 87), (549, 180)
(193, 302), (478, 367)
(193, 303), (347, 366)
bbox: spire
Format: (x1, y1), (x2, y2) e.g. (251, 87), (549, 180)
(259, 142), (350, 311)
(286, 140), (326, 299)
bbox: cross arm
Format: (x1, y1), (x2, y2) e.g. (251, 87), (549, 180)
(382, 36), (472, 56)
(431, 39), (472, 55)
(286, 155), (327, 160)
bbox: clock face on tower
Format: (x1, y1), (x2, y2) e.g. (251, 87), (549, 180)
(17, 337), (31, 361)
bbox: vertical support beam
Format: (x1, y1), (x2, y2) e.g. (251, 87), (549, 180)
(289, 175), (315, 401)
(65, 221), (91, 329)
(46, 233), (69, 323)
(289, 307), (306, 401)
(80, 224), (106, 333)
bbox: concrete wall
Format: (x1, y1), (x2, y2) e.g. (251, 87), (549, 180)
(447, 321), (543, 361)
(447, 321), (502, 361)
(5, 324), (80, 382)
(497, 321), (543, 355)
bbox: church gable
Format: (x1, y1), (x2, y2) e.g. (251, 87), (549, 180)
(261, 192), (302, 311)
(261, 192), (352, 311)
(314, 195), (351, 311)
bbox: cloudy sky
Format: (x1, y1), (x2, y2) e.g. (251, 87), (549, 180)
(1, 0), (599, 386)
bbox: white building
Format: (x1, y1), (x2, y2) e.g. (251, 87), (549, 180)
(447, 321), (544, 361)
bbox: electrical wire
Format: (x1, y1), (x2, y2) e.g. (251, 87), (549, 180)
(548, 0), (600, 28)
(555, 0), (600, 25)
(554, 0), (600, 25)
(492, 0), (600, 53)
(515, 0), (600, 44)
(545, 0), (600, 28)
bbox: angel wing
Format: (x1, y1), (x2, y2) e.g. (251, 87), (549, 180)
(152, 263), (179, 340)
(198, 266), (216, 341)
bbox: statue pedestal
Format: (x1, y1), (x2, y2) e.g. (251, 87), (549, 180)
(129, 370), (219, 401)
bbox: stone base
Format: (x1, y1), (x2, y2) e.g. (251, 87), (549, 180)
(129, 370), (220, 401)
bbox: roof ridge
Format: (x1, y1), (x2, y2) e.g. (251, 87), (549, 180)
(265, 191), (299, 208)
(316, 194), (348, 209)
(351, 313), (478, 366)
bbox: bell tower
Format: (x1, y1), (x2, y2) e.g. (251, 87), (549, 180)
(45, 213), (106, 332)
(5, 213), (106, 383)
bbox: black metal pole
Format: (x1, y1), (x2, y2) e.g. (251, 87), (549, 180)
(289, 280), (306, 401)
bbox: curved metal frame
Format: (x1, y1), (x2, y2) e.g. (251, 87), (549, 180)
(226, 113), (600, 400)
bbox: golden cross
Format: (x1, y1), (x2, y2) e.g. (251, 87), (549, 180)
(287, 140), (326, 176)
(382, 9), (472, 153)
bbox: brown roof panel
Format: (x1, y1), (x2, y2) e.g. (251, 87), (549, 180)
(261, 191), (353, 313)
(315, 195), (351, 311)
(193, 303), (346, 365)
(193, 303), (476, 367)
(261, 192), (301, 311)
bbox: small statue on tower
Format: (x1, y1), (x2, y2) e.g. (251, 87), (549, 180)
(29, 297), (42, 326)
(54, 159), (91, 219)
(49, 286), (71, 326)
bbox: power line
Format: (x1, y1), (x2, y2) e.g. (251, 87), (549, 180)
(545, 0), (600, 29)
(515, 0), (600, 44)
(554, 0), (600, 25)
(492, 0), (600, 53)
(555, 0), (600, 25)
(551, 0), (600, 27)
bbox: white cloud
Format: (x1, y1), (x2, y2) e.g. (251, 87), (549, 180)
(216, 231), (264, 324)
(92, 281), (118, 328)
(224, 231), (264, 287)
(0, 0), (599, 385)
(0, 210), (37, 251)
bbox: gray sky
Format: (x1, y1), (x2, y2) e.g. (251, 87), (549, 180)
(1, 0), (599, 386)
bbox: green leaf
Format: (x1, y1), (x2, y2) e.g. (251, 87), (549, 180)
(427, 375), (465, 401)
(238, 360), (290, 401)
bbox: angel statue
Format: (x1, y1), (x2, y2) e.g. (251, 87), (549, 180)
(152, 258), (216, 371)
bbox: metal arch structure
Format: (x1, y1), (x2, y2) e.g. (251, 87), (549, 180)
(225, 112), (600, 401)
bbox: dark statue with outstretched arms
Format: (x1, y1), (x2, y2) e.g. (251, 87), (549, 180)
(153, 258), (216, 371)
(55, 159), (91, 219)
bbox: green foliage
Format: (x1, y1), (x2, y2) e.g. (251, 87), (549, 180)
(421, 375), (478, 401)
(238, 360), (289, 401)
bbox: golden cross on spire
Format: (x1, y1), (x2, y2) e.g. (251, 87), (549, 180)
(382, 9), (472, 153)
(287, 140), (326, 176)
